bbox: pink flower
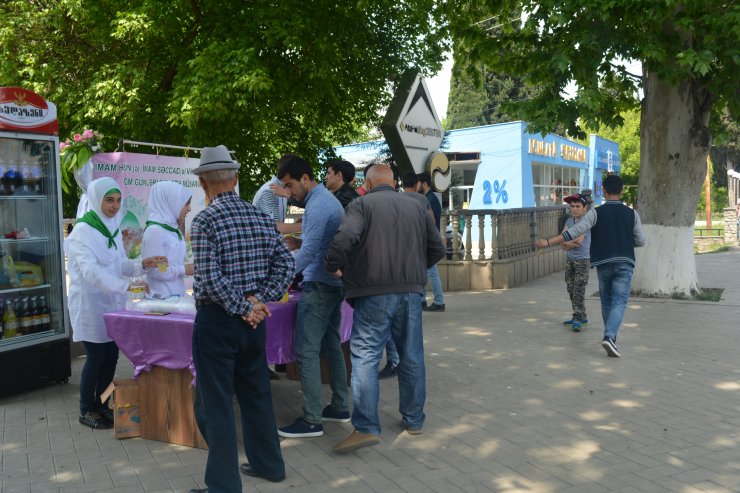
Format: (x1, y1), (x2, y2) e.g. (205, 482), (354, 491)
(73, 133), (82, 142)
(59, 142), (68, 151)
(82, 129), (94, 139)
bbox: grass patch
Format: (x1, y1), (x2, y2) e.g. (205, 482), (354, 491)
(628, 287), (725, 302)
(695, 243), (731, 254)
(693, 288), (724, 302)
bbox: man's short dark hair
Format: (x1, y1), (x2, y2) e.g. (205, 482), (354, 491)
(326, 160), (355, 184)
(603, 174), (624, 195)
(277, 154), (314, 181)
(401, 172), (418, 188)
(417, 172), (432, 186)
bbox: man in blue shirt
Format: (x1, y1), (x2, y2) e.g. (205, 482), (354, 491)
(276, 154), (351, 438)
(417, 172), (445, 311)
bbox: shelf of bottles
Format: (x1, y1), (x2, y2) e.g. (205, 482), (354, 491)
(0, 134), (65, 345)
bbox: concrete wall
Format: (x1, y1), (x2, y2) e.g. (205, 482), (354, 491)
(437, 247), (567, 291)
(724, 207), (738, 245)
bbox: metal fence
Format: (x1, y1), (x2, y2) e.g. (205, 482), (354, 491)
(441, 206), (568, 261)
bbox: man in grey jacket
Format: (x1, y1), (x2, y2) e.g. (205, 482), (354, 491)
(325, 164), (444, 453)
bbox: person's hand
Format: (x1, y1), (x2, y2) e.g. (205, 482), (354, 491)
(277, 222), (302, 234)
(269, 183), (290, 198)
(284, 236), (302, 251)
(330, 269), (343, 278)
(142, 256), (168, 268)
(534, 239), (548, 249)
(241, 296), (272, 329)
(185, 263), (194, 276)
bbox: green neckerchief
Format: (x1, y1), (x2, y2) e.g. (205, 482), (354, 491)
(77, 211), (119, 249)
(145, 221), (183, 240)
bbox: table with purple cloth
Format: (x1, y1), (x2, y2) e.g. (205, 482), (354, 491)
(103, 293), (353, 379)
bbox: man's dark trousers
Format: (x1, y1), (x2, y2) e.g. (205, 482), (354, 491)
(193, 304), (285, 492)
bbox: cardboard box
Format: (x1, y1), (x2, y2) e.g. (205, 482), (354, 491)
(137, 367), (207, 449)
(100, 379), (141, 439)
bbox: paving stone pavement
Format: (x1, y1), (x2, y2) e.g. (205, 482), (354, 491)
(2, 248), (739, 493)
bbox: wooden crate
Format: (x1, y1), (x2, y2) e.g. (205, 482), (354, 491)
(137, 367), (207, 449)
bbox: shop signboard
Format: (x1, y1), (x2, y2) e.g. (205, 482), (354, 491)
(381, 74), (450, 192)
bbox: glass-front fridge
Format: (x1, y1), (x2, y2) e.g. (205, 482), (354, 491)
(0, 87), (70, 397)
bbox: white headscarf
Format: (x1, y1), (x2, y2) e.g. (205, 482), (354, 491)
(86, 177), (124, 232)
(147, 181), (192, 228)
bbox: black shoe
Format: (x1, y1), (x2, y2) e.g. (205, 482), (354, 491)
(188, 489), (208, 493)
(239, 463), (285, 482)
(79, 411), (113, 430)
(601, 337), (621, 357)
(98, 407), (114, 424)
(268, 368), (280, 380)
(426, 303), (445, 312)
(378, 361), (398, 379)
(275, 363), (287, 373)
(421, 301), (428, 310)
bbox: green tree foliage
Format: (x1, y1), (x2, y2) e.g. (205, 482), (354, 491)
(447, 1), (738, 139)
(0, 0), (448, 206)
(447, 46), (538, 130)
(580, 110), (641, 205)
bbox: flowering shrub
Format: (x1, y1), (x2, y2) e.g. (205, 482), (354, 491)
(60, 129), (102, 169)
(59, 129), (103, 192)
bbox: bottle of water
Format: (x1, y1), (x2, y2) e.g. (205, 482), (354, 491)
(127, 276), (147, 301)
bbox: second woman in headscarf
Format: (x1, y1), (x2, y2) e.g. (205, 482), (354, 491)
(141, 181), (193, 298)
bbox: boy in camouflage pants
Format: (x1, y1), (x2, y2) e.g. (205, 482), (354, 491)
(561, 194), (591, 331)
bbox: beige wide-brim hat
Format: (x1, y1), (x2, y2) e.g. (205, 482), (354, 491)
(192, 145), (240, 176)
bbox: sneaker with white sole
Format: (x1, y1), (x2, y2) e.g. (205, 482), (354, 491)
(278, 417), (323, 438)
(322, 404), (350, 423)
(601, 337), (621, 357)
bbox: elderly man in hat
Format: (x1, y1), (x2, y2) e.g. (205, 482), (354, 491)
(188, 145), (295, 493)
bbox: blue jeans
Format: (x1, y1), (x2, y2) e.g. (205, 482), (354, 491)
(426, 264), (444, 305)
(294, 281), (348, 424)
(384, 336), (400, 367)
(80, 341), (119, 415)
(596, 262), (634, 341)
(350, 292), (426, 435)
(193, 304), (284, 493)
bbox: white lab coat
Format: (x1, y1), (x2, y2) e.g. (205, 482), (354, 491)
(141, 181), (191, 298)
(141, 225), (187, 297)
(66, 225), (143, 343)
(65, 176), (143, 343)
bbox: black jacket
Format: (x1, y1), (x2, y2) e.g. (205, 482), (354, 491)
(333, 184), (359, 209)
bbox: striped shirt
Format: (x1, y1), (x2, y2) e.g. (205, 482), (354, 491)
(191, 191), (295, 316)
(252, 176), (286, 222)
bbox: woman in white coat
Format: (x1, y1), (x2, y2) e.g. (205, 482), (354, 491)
(141, 181), (193, 298)
(66, 177), (166, 429)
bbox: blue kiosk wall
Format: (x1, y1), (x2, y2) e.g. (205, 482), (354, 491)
(334, 121), (620, 210)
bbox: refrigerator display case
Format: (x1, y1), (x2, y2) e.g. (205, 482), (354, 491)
(0, 87), (70, 397)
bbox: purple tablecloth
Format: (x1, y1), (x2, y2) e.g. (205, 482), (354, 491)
(103, 294), (353, 378)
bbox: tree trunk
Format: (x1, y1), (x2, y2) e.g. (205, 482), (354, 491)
(633, 69), (712, 296)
